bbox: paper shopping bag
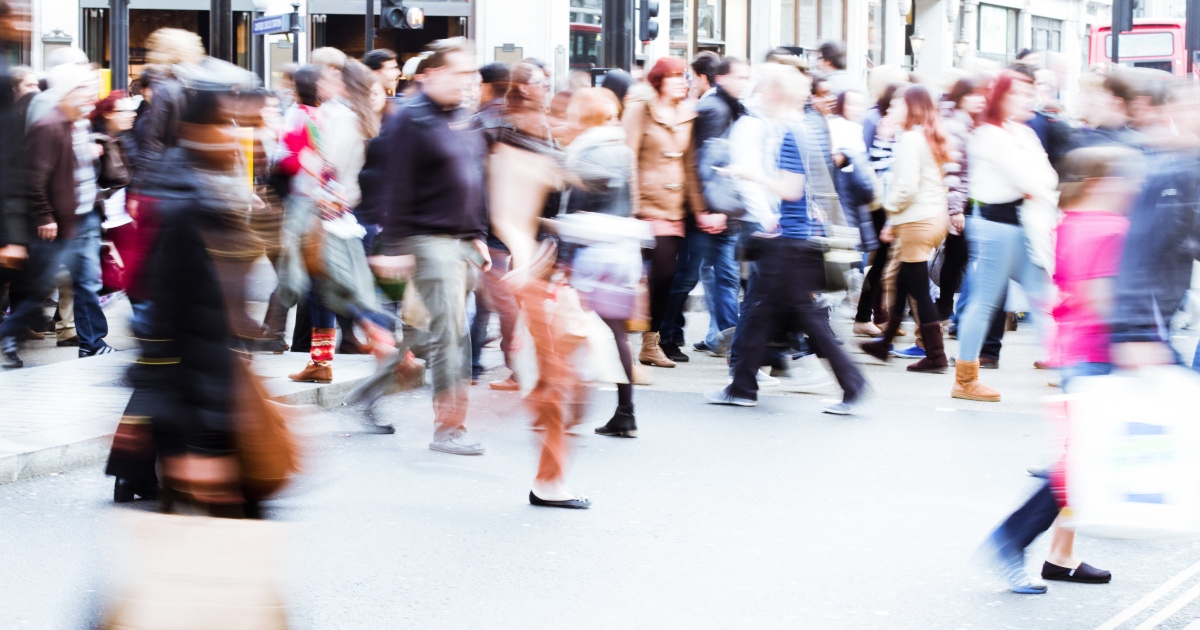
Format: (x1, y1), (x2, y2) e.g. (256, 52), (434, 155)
(1065, 366), (1200, 539)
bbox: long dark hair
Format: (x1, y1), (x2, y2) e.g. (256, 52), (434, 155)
(876, 82), (905, 117)
(293, 64), (322, 108)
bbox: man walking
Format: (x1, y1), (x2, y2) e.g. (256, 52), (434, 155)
(1, 63), (112, 368)
(659, 56), (750, 361)
(370, 39), (490, 455)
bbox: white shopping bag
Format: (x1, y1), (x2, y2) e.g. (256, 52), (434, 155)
(1065, 366), (1200, 539)
(574, 311), (630, 385)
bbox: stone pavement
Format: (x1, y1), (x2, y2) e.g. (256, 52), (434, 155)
(0, 351), (380, 484)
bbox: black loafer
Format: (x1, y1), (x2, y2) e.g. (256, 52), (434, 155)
(529, 491), (591, 509)
(1041, 561), (1111, 584)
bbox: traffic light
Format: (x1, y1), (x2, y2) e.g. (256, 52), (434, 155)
(1113, 0), (1133, 34)
(379, 0), (424, 30)
(639, 0), (660, 42)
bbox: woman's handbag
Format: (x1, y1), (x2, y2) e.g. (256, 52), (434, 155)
(231, 360), (301, 501)
(698, 137), (746, 217)
(96, 135), (132, 189)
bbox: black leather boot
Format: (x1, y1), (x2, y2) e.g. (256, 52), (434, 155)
(595, 404), (637, 438)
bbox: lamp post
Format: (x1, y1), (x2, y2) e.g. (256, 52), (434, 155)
(290, 2), (301, 64)
(909, 25), (924, 68)
(109, 0), (130, 92)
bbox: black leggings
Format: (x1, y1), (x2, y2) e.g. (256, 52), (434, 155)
(936, 232), (969, 321)
(604, 318), (633, 407)
(645, 235), (683, 333)
(855, 210), (890, 324)
(891, 261), (939, 328)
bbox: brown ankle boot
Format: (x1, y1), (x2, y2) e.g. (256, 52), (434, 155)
(951, 360), (1000, 402)
(289, 361), (333, 383)
(908, 323), (948, 373)
(638, 331), (676, 368)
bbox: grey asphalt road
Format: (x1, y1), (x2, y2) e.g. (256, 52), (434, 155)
(4, 380), (1200, 629)
(5, 298), (1200, 629)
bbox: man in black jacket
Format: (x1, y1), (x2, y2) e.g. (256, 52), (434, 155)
(370, 38), (491, 456)
(660, 55), (750, 361)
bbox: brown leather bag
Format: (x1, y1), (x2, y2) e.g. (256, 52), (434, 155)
(231, 360), (301, 501)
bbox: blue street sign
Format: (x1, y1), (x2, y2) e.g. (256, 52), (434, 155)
(252, 14), (291, 36)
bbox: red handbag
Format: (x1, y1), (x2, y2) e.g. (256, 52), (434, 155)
(101, 243), (125, 292)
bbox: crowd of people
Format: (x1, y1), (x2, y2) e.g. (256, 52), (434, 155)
(2, 30), (1200, 594)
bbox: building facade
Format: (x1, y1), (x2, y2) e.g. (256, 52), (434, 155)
(29, 0), (1119, 101)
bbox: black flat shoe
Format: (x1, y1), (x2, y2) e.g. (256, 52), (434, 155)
(529, 491), (591, 509)
(1041, 561), (1111, 584)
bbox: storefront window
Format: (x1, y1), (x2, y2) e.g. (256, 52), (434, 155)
(781, 0), (796, 46)
(697, 0), (722, 43)
(977, 3), (1018, 66)
(867, 0), (883, 66)
(670, 0), (688, 44)
(798, 0), (817, 48)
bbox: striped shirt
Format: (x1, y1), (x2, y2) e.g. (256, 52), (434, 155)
(72, 120), (97, 215)
(777, 130), (813, 240)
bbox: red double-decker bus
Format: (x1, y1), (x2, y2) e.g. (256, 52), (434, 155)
(1088, 19), (1187, 76)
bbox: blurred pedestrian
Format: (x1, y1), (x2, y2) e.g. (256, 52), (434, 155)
(0, 63), (112, 368)
(659, 56), (748, 363)
(952, 71), (1058, 402)
(560, 87), (640, 438)
(705, 63), (867, 414)
(936, 77), (985, 329)
(363, 48), (401, 97)
(859, 85), (950, 374)
(623, 56), (720, 368)
(852, 81), (908, 338)
(370, 38), (490, 456)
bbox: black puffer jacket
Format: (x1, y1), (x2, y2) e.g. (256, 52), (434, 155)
(127, 147), (253, 456)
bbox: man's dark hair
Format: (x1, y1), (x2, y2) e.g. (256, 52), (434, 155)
(818, 40), (846, 70)
(1007, 63), (1036, 81)
(690, 51), (721, 86)
(715, 56), (746, 78)
(479, 62), (510, 85)
(363, 49), (397, 71)
(1016, 48), (1035, 61)
(422, 37), (472, 73)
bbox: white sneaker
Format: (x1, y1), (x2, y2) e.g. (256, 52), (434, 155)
(757, 368), (780, 388)
(429, 431), (485, 456)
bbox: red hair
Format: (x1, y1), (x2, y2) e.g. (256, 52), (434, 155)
(646, 56), (686, 95)
(89, 92), (125, 126)
(982, 70), (1033, 128)
(902, 85), (950, 167)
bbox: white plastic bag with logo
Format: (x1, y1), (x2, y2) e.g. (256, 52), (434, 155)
(1065, 366), (1200, 539)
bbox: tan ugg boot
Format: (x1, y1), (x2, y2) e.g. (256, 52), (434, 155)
(638, 331), (676, 368)
(951, 359), (1001, 402)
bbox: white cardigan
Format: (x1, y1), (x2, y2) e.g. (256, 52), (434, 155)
(968, 122), (1059, 273)
(883, 128), (947, 225)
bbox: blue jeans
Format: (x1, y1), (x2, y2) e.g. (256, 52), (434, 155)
(985, 479), (1061, 569)
(1, 214), (108, 352)
(661, 226), (740, 348)
(956, 217), (1049, 362)
(1192, 338), (1200, 374)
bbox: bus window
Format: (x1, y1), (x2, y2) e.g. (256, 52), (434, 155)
(1104, 32), (1174, 58)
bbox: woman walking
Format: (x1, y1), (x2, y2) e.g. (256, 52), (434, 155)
(281, 63), (391, 385)
(952, 71), (1058, 402)
(937, 77), (987, 326)
(623, 56), (721, 368)
(852, 82), (909, 337)
(558, 88), (641, 438)
(859, 85), (951, 373)
(488, 60), (591, 508)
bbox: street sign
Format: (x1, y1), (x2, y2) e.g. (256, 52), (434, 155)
(252, 14), (291, 36)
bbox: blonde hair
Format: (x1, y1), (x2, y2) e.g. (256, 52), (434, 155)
(754, 62), (807, 105)
(145, 28), (204, 67)
(342, 59), (381, 139)
(310, 47), (347, 70)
